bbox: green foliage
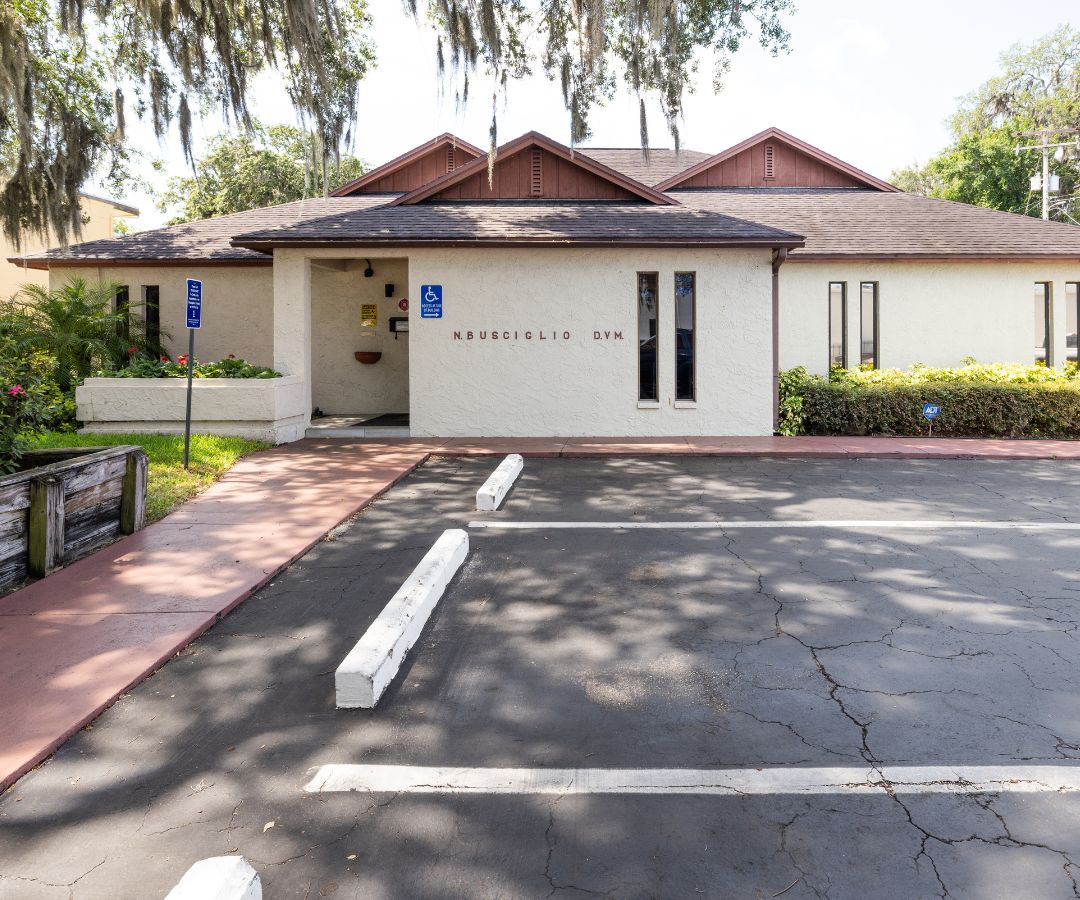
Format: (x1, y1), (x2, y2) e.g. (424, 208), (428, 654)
(776, 365), (807, 436)
(159, 124), (366, 223)
(0, 0), (374, 246)
(891, 26), (1080, 222)
(103, 355), (281, 379)
(4, 277), (160, 395)
(780, 364), (1080, 438)
(412, 0), (793, 148)
(0, 343), (61, 473)
(31, 431), (269, 522)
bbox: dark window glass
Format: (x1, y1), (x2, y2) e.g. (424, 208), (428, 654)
(1067, 283), (1078, 363)
(829, 282), (846, 368)
(115, 286), (130, 343)
(674, 272), (696, 401)
(860, 282), (878, 368)
(143, 285), (160, 350)
(638, 272), (659, 401)
(1035, 283), (1051, 364)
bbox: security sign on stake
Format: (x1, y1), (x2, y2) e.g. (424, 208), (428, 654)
(922, 403), (941, 421)
(420, 285), (442, 319)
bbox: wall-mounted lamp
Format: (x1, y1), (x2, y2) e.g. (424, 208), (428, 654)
(363, 259), (374, 278)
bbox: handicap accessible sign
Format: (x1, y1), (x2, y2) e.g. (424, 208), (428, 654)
(420, 284), (443, 319)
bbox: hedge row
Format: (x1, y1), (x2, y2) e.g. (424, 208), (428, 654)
(780, 368), (1080, 438)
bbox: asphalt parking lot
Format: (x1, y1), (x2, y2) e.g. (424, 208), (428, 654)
(2, 456), (1080, 898)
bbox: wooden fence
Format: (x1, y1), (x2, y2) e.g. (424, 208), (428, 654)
(0, 446), (148, 593)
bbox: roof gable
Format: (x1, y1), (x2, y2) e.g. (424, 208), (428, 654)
(394, 132), (677, 206)
(656, 127), (898, 192)
(330, 133), (482, 196)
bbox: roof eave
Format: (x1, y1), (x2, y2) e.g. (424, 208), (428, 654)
(230, 236), (805, 251)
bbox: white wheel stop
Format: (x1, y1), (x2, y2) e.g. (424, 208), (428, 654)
(165, 856), (261, 900)
(476, 454), (523, 511)
(336, 528), (469, 708)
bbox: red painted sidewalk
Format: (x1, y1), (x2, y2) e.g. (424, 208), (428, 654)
(2, 434), (1079, 791)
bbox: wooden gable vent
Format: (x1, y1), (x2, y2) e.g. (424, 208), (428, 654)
(530, 147), (543, 197)
(764, 144), (775, 179)
(446, 144), (456, 173)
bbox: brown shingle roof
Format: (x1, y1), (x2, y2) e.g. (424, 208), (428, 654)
(675, 189), (1080, 259)
(9, 197), (392, 268)
(578, 148), (713, 186)
(231, 200), (804, 249)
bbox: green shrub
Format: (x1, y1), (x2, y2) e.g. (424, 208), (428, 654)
(102, 354), (281, 379)
(0, 346), (64, 472)
(781, 363), (1080, 438)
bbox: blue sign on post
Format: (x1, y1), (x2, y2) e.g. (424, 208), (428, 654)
(420, 284), (443, 319)
(922, 403), (941, 421)
(186, 279), (203, 329)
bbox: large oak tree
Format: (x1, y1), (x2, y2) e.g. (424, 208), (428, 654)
(1, 0), (793, 246)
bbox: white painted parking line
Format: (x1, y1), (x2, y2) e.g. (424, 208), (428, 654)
(476, 454), (524, 511)
(468, 519), (1080, 531)
(335, 529), (469, 709)
(165, 856), (261, 900)
(304, 764), (1080, 796)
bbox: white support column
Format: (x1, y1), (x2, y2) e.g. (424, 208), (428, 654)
(273, 252), (312, 436)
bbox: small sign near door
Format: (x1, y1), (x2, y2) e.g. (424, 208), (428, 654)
(420, 285), (443, 319)
(361, 304), (378, 327)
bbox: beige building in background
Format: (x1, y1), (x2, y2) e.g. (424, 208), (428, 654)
(0, 193), (138, 299)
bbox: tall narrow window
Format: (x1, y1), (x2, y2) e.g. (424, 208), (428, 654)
(860, 282), (879, 368)
(638, 272), (659, 401)
(1066, 283), (1078, 364)
(143, 285), (160, 351)
(829, 282), (847, 369)
(1035, 282), (1051, 364)
(114, 286), (130, 342)
(674, 272), (696, 401)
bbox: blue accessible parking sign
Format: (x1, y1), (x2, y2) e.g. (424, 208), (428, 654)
(420, 284), (442, 319)
(186, 279), (203, 329)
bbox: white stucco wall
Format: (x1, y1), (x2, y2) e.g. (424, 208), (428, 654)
(780, 260), (1080, 375)
(400, 246), (774, 437)
(48, 264), (275, 367)
(310, 258), (409, 414)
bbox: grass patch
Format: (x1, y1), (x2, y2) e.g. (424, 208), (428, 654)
(31, 432), (271, 522)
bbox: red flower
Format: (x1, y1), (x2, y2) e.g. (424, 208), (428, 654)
(228, 353), (236, 359)
(7, 384), (24, 397)
(128, 346), (138, 355)
(178, 354), (189, 365)
(160, 355), (169, 363)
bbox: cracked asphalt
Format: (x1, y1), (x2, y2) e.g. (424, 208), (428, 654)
(2, 456), (1080, 898)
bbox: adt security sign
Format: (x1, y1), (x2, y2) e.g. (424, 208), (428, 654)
(922, 402), (941, 421)
(420, 284), (442, 319)
(186, 279), (203, 329)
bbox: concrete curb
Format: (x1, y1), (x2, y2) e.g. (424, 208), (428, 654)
(336, 528), (469, 709)
(164, 856), (261, 900)
(476, 454), (524, 510)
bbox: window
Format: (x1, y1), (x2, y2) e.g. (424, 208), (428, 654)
(1035, 282), (1051, 364)
(638, 272), (659, 401)
(143, 285), (160, 350)
(1067, 283), (1078, 364)
(829, 282), (847, 369)
(860, 282), (879, 368)
(674, 272), (696, 401)
(114, 286), (130, 343)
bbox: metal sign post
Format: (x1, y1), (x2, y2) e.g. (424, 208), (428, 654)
(184, 279), (203, 470)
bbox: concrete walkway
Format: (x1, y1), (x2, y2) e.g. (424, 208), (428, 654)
(2, 434), (1079, 792)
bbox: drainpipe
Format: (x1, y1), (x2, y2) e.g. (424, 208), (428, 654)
(771, 248), (788, 433)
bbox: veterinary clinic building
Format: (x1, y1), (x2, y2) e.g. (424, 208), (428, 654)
(13, 127), (1080, 442)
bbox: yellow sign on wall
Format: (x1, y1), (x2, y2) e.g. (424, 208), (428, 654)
(360, 304), (378, 328)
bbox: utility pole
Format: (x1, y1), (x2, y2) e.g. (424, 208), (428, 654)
(1016, 128), (1080, 220)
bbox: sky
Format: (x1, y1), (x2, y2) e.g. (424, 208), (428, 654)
(117, 0), (1077, 229)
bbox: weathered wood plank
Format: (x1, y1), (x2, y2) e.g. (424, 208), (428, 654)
(65, 477), (124, 517)
(121, 451), (148, 534)
(0, 552), (28, 591)
(0, 482), (31, 515)
(64, 519), (121, 564)
(63, 456), (128, 494)
(28, 476), (64, 577)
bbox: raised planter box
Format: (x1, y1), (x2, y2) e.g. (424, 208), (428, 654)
(0, 446), (148, 593)
(76, 376), (306, 444)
